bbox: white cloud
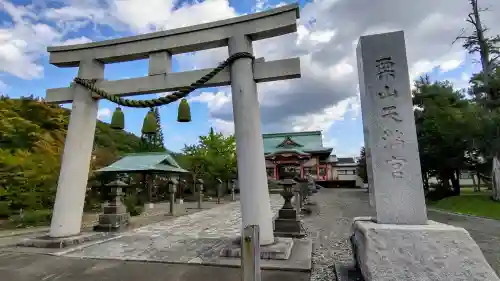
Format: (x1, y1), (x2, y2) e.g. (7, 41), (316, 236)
(0, 0), (92, 80)
(440, 60), (463, 72)
(188, 90), (231, 112)
(210, 118), (235, 136)
(97, 107), (112, 120)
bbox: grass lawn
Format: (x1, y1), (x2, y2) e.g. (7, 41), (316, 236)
(427, 189), (500, 220)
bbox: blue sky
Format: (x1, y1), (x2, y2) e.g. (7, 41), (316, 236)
(1, 0), (496, 156)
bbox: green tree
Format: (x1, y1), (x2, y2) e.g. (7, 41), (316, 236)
(455, 0), (500, 200)
(0, 96), (146, 217)
(413, 76), (477, 196)
(356, 146), (368, 184)
(180, 128), (237, 193)
(139, 108), (166, 152)
(153, 107), (165, 149)
(455, 0), (499, 105)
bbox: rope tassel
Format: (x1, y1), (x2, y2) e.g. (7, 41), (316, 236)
(177, 98), (191, 122)
(142, 109), (158, 135)
(110, 107), (125, 130)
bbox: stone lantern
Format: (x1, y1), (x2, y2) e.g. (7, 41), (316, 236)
(94, 179), (129, 232)
(215, 178), (223, 204)
(231, 180), (236, 201)
(196, 178), (204, 209)
(273, 178), (305, 238)
(168, 178), (178, 215)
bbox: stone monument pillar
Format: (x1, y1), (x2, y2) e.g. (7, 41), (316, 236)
(349, 30), (499, 281)
(358, 31), (427, 225)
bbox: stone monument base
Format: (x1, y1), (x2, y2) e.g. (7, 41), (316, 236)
(351, 217), (500, 281)
(220, 237), (294, 260)
(17, 232), (110, 249)
(93, 212), (130, 232)
(212, 237), (312, 271)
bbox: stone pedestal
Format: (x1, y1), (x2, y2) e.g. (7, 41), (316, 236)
(350, 217), (500, 281)
(17, 232), (110, 249)
(221, 237), (294, 260)
(93, 185), (129, 232)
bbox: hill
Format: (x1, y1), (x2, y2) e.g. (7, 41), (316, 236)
(0, 96), (145, 215)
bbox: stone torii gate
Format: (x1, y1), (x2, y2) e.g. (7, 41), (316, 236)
(45, 4), (301, 246)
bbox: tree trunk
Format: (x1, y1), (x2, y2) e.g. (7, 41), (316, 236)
(472, 171), (478, 191)
(422, 172), (429, 194)
(492, 156), (500, 201)
(440, 171), (451, 190)
(451, 169), (461, 195)
(476, 171), (481, 192)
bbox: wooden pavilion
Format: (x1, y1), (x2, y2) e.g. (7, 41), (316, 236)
(96, 152), (189, 202)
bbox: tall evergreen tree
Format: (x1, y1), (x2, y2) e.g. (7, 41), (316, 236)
(140, 108), (166, 152)
(153, 107), (165, 149)
(455, 0), (500, 200)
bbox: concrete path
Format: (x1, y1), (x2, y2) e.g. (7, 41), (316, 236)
(0, 251), (307, 281)
(55, 196), (283, 263)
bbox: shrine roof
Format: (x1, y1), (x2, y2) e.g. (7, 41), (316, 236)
(263, 131), (333, 154)
(96, 152), (189, 174)
(266, 148), (310, 156)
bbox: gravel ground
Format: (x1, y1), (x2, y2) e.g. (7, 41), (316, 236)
(302, 189), (374, 281)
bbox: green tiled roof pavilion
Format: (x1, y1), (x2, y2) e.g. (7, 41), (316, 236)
(96, 152), (189, 174)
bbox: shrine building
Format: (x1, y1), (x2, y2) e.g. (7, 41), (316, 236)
(263, 131), (362, 188)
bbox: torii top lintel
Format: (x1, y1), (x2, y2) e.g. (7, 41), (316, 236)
(45, 3), (301, 104)
(47, 3), (300, 67)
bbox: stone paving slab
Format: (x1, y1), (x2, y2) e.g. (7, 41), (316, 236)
(0, 251), (310, 281)
(58, 195), (288, 267)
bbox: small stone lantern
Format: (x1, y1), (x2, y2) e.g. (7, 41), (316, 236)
(94, 179), (129, 232)
(231, 180), (236, 201)
(196, 178), (204, 209)
(168, 178), (178, 215)
(215, 178), (223, 204)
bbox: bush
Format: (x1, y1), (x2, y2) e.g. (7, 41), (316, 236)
(426, 183), (455, 201)
(130, 205), (144, 217)
(0, 201), (11, 219)
(123, 194), (144, 216)
(8, 209), (52, 227)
